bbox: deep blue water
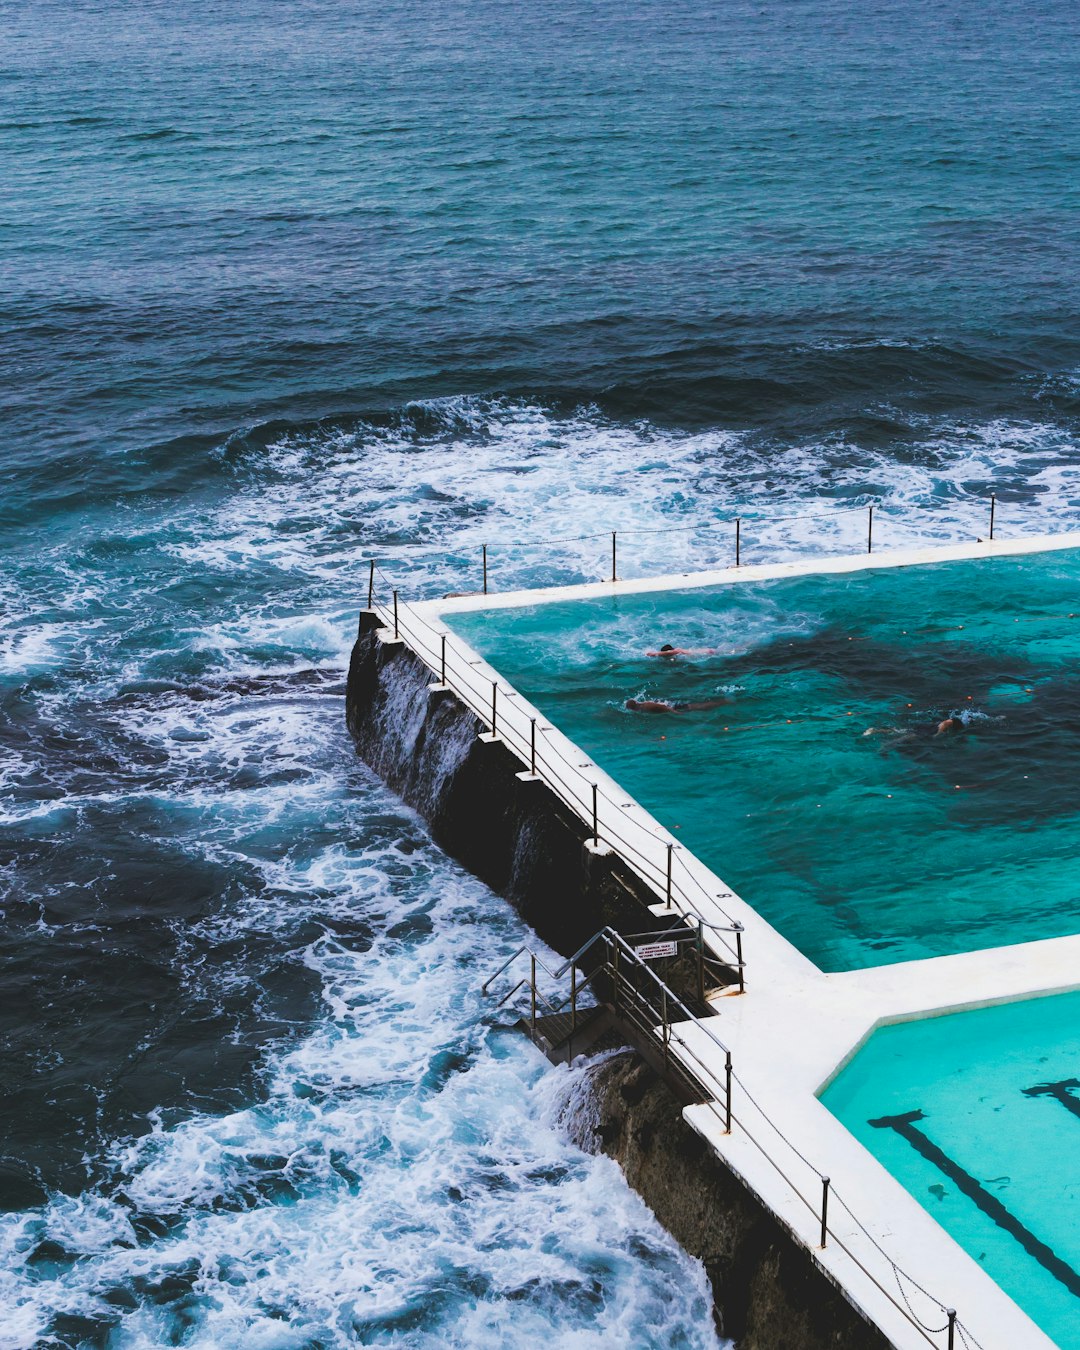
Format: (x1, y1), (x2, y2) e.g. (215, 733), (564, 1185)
(3, 0), (1080, 1344)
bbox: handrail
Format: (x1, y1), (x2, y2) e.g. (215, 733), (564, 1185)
(481, 943), (562, 995)
(366, 567), (988, 1350)
(366, 587), (745, 970)
(484, 925), (731, 1060)
(482, 931), (981, 1350)
(623, 925), (700, 943)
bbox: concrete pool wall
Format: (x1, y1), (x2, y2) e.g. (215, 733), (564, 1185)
(347, 531), (1080, 1350)
(821, 990), (1080, 1350)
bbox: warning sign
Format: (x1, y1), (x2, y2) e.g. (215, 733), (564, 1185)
(634, 941), (678, 961)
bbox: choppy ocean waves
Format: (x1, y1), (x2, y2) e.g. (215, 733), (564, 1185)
(201, 393), (1080, 598)
(0, 755), (719, 1349)
(0, 633), (721, 1344)
(12, 389), (1080, 689)
(3, 389), (1080, 1347)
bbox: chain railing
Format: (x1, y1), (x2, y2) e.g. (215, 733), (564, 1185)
(361, 493), (1018, 598)
(483, 928), (981, 1350)
(365, 578), (745, 973)
(355, 520), (1061, 1350)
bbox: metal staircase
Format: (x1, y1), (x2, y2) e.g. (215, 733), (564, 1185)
(483, 925), (734, 1113)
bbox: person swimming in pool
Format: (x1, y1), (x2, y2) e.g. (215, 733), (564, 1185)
(863, 713), (967, 739)
(646, 643), (720, 658)
(626, 697), (731, 714)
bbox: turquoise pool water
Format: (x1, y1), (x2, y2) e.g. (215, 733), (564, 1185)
(821, 992), (1080, 1349)
(449, 548), (1080, 971)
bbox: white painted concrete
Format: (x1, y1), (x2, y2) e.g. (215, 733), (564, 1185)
(427, 529), (1080, 616)
(370, 532), (1080, 1350)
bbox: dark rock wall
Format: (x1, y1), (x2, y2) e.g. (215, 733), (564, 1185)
(560, 1052), (894, 1350)
(346, 617), (894, 1350)
(346, 615), (663, 955)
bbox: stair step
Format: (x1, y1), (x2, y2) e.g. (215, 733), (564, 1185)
(523, 1006), (612, 1063)
(523, 1004), (711, 1104)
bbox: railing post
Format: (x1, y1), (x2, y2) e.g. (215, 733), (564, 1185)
(724, 1050), (733, 1132)
(611, 531), (617, 583)
(947, 1309), (956, 1350)
(734, 921), (745, 994)
(735, 516), (741, 567)
(491, 681), (497, 735)
(661, 986), (669, 1067)
(989, 493), (996, 541)
(666, 843), (673, 906)
(569, 964), (577, 1060)
(482, 544), (488, 595)
(613, 941), (620, 1013)
(367, 559), (375, 610)
(867, 504), (874, 555)
(530, 953), (537, 1037)
(530, 717), (537, 775)
(819, 1175), (830, 1248)
(697, 916), (705, 1004)
(592, 783), (599, 845)
(393, 590), (399, 639)
(440, 633), (447, 685)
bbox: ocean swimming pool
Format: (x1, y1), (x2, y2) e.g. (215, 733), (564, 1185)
(820, 992), (1080, 1350)
(448, 546), (1080, 971)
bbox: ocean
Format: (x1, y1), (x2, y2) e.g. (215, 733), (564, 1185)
(2, 0), (1079, 1343)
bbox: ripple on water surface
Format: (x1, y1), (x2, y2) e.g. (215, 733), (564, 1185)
(6, 389), (1080, 1341)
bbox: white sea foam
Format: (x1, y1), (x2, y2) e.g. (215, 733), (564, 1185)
(8, 393), (1080, 1345)
(5, 397), (1077, 697)
(0, 760), (723, 1347)
(173, 398), (1080, 610)
(0, 620), (81, 677)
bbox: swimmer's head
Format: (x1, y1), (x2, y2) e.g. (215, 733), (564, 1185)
(626, 699), (642, 710)
(659, 644), (676, 653)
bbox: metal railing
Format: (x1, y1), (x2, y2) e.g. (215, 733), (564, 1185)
(357, 491), (1041, 979)
(357, 519), (1026, 1350)
(484, 925), (734, 1124)
(361, 493), (1013, 599)
(364, 578), (746, 974)
(483, 929), (980, 1350)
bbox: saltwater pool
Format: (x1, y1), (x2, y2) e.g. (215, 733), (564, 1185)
(821, 991), (1080, 1349)
(448, 547), (1080, 971)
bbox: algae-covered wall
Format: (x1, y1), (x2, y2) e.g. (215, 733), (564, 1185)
(346, 613), (661, 954)
(560, 1052), (892, 1350)
(346, 614), (892, 1349)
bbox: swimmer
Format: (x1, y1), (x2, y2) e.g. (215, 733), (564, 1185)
(646, 643), (720, 658)
(626, 697), (731, 714)
(865, 716), (965, 740)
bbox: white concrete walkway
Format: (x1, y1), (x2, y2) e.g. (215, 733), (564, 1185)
(372, 531), (1080, 1350)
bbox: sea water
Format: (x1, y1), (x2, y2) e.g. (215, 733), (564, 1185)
(821, 992), (1080, 1350)
(4, 0), (1080, 1342)
(449, 547), (1080, 970)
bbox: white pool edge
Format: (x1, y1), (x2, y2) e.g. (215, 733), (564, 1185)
(377, 531), (1080, 1350)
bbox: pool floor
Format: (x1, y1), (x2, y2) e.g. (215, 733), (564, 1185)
(449, 548), (1080, 971)
(820, 991), (1080, 1349)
